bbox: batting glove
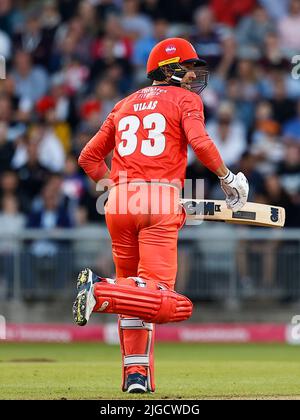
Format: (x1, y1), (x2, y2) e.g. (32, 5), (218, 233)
(219, 170), (249, 212)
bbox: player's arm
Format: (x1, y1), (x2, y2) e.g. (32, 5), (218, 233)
(180, 95), (249, 211)
(78, 110), (116, 182)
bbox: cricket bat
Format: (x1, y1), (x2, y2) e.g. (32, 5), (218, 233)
(181, 199), (286, 228)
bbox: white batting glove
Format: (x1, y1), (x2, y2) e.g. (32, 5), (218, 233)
(219, 170), (249, 212)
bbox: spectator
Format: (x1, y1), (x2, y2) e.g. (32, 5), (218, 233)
(278, 0), (300, 57)
(233, 152), (265, 201)
(190, 6), (235, 72)
(0, 27), (11, 59)
(13, 9), (55, 69)
(0, 170), (20, 204)
(36, 92), (72, 154)
(140, 0), (162, 20)
(77, 78), (120, 135)
(0, 194), (25, 298)
(10, 50), (49, 109)
(268, 74), (296, 124)
(14, 137), (51, 211)
(79, 177), (105, 223)
(0, 94), (27, 142)
(236, 59), (261, 101)
(0, 194), (25, 233)
(0, 0), (19, 36)
(13, 122), (65, 173)
(41, 0), (62, 34)
(276, 143), (300, 200)
(60, 56), (90, 96)
(206, 101), (247, 167)
(236, 4), (275, 59)
(53, 15), (94, 68)
(95, 0), (120, 21)
(237, 174), (296, 295)
(211, 0), (256, 27)
(27, 182), (72, 229)
(222, 59), (260, 129)
(133, 18), (169, 85)
(25, 182), (73, 290)
(250, 99), (274, 132)
(93, 12), (133, 62)
(260, 31), (290, 71)
(77, 0), (98, 34)
(73, 125), (95, 157)
(0, 123), (14, 173)
(0, 93), (12, 124)
(121, 0), (153, 40)
(283, 100), (300, 143)
(91, 14), (133, 93)
(256, 174), (300, 227)
(94, 77), (121, 120)
(49, 73), (77, 128)
(79, 99), (102, 134)
(258, 0), (290, 21)
(62, 153), (85, 203)
(250, 119), (284, 175)
(261, 31), (300, 98)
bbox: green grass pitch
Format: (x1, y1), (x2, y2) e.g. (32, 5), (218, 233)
(1, 342), (300, 400)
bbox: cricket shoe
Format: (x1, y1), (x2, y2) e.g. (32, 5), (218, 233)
(127, 373), (148, 394)
(73, 268), (98, 326)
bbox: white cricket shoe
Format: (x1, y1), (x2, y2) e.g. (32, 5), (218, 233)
(73, 268), (97, 326)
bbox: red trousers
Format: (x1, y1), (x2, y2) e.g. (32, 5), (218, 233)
(105, 183), (185, 378)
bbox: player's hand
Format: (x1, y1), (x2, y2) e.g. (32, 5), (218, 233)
(219, 170), (249, 212)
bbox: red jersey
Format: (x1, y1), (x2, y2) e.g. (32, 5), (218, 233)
(79, 85), (223, 186)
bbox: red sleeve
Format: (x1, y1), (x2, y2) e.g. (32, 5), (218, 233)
(78, 109), (116, 182)
(180, 94), (223, 173)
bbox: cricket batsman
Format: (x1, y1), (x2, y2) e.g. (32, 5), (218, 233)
(73, 38), (249, 393)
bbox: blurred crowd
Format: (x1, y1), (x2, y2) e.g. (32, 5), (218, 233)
(0, 0), (300, 232)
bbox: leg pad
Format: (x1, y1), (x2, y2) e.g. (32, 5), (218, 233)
(93, 277), (193, 324)
(119, 316), (155, 392)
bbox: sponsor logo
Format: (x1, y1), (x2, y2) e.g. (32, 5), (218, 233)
(270, 207), (279, 223)
(183, 201), (221, 216)
(165, 45), (176, 54)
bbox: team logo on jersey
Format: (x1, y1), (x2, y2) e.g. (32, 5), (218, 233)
(165, 45), (176, 54)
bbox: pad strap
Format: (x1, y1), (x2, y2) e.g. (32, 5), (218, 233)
(124, 355), (149, 366)
(120, 318), (153, 330)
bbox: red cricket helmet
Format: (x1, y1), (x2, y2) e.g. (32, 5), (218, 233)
(146, 38), (209, 94)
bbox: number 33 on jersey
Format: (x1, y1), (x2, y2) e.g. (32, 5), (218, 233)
(118, 113), (166, 157)
(78, 85), (223, 187)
